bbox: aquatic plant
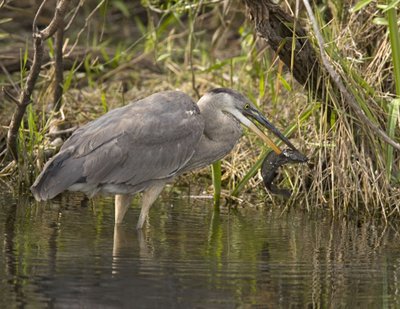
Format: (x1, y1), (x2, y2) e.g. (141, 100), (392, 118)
(0, 0), (399, 219)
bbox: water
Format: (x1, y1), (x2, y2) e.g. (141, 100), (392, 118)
(1, 187), (400, 308)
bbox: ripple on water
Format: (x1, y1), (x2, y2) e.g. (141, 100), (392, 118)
(1, 188), (400, 308)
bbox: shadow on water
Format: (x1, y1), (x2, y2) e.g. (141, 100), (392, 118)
(1, 186), (400, 308)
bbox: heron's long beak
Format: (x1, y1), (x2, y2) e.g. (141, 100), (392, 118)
(243, 107), (296, 154)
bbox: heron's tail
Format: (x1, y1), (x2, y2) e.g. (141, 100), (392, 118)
(31, 148), (84, 201)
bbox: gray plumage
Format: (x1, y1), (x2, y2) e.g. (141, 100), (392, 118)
(31, 88), (293, 229)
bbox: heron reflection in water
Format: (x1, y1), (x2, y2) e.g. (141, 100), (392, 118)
(31, 88), (296, 229)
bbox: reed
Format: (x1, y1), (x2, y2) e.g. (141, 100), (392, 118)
(0, 0), (399, 218)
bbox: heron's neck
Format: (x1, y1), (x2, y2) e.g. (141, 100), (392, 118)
(183, 99), (243, 172)
(200, 100), (241, 140)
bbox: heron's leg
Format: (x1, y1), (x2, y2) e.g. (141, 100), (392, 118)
(137, 182), (165, 229)
(115, 194), (133, 224)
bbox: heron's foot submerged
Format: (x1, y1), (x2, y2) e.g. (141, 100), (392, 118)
(261, 148), (308, 198)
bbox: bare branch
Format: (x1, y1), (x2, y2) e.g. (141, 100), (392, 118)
(40, 0), (70, 40)
(6, 0), (71, 160)
(53, 21), (64, 111)
(7, 34), (44, 159)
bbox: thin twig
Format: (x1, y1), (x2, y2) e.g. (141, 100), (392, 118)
(65, 0), (106, 58)
(302, 0), (400, 152)
(188, 0), (204, 99)
(32, 0), (48, 33)
(46, 126), (77, 137)
(53, 21), (64, 111)
(65, 0), (84, 31)
(0, 61), (19, 92)
(2, 87), (19, 105)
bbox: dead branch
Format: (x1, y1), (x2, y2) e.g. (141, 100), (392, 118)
(242, 0), (324, 101)
(6, 0), (70, 160)
(40, 0), (70, 40)
(7, 33), (44, 160)
(53, 21), (64, 111)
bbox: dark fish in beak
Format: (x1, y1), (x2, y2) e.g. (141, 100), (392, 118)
(261, 148), (308, 198)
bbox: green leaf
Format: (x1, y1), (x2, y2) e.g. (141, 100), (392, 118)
(386, 6), (400, 180)
(156, 53), (171, 62)
(63, 60), (77, 93)
(47, 38), (54, 57)
(278, 74), (292, 91)
(23, 44), (29, 68)
(386, 99), (400, 180)
(387, 6), (400, 95)
(259, 71), (265, 98)
(101, 91), (108, 113)
(372, 17), (389, 25)
(0, 18), (12, 24)
(351, 0), (375, 12)
(382, 0), (400, 12)
(134, 16), (147, 36)
(204, 60), (229, 72)
(112, 0), (130, 17)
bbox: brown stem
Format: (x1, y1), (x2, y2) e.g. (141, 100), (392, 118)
(54, 23), (64, 111)
(40, 0), (70, 40)
(6, 0), (70, 161)
(7, 35), (44, 160)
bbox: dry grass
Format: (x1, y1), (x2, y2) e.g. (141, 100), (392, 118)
(0, 0), (399, 220)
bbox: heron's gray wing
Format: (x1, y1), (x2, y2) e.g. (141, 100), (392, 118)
(65, 91), (204, 186)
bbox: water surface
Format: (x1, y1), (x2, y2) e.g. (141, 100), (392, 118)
(1, 187), (400, 308)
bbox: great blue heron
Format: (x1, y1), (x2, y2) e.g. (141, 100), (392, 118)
(31, 88), (296, 229)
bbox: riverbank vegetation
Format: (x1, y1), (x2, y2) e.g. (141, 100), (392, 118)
(0, 0), (399, 219)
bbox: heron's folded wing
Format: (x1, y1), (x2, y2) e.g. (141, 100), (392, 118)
(65, 91), (205, 186)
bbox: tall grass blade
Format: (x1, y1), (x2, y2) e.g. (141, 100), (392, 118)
(387, 6), (400, 95)
(386, 5), (400, 181)
(212, 160), (221, 209)
(386, 99), (400, 180)
(351, 0), (375, 13)
(63, 60), (77, 93)
(101, 91), (108, 113)
(381, 0), (400, 12)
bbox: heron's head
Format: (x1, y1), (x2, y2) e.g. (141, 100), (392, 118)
(205, 88), (296, 154)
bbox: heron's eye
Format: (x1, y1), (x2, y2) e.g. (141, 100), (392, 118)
(244, 104), (250, 109)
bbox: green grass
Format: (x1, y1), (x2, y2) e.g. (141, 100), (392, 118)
(386, 3), (400, 182)
(1, 0), (399, 218)
(211, 161), (221, 208)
